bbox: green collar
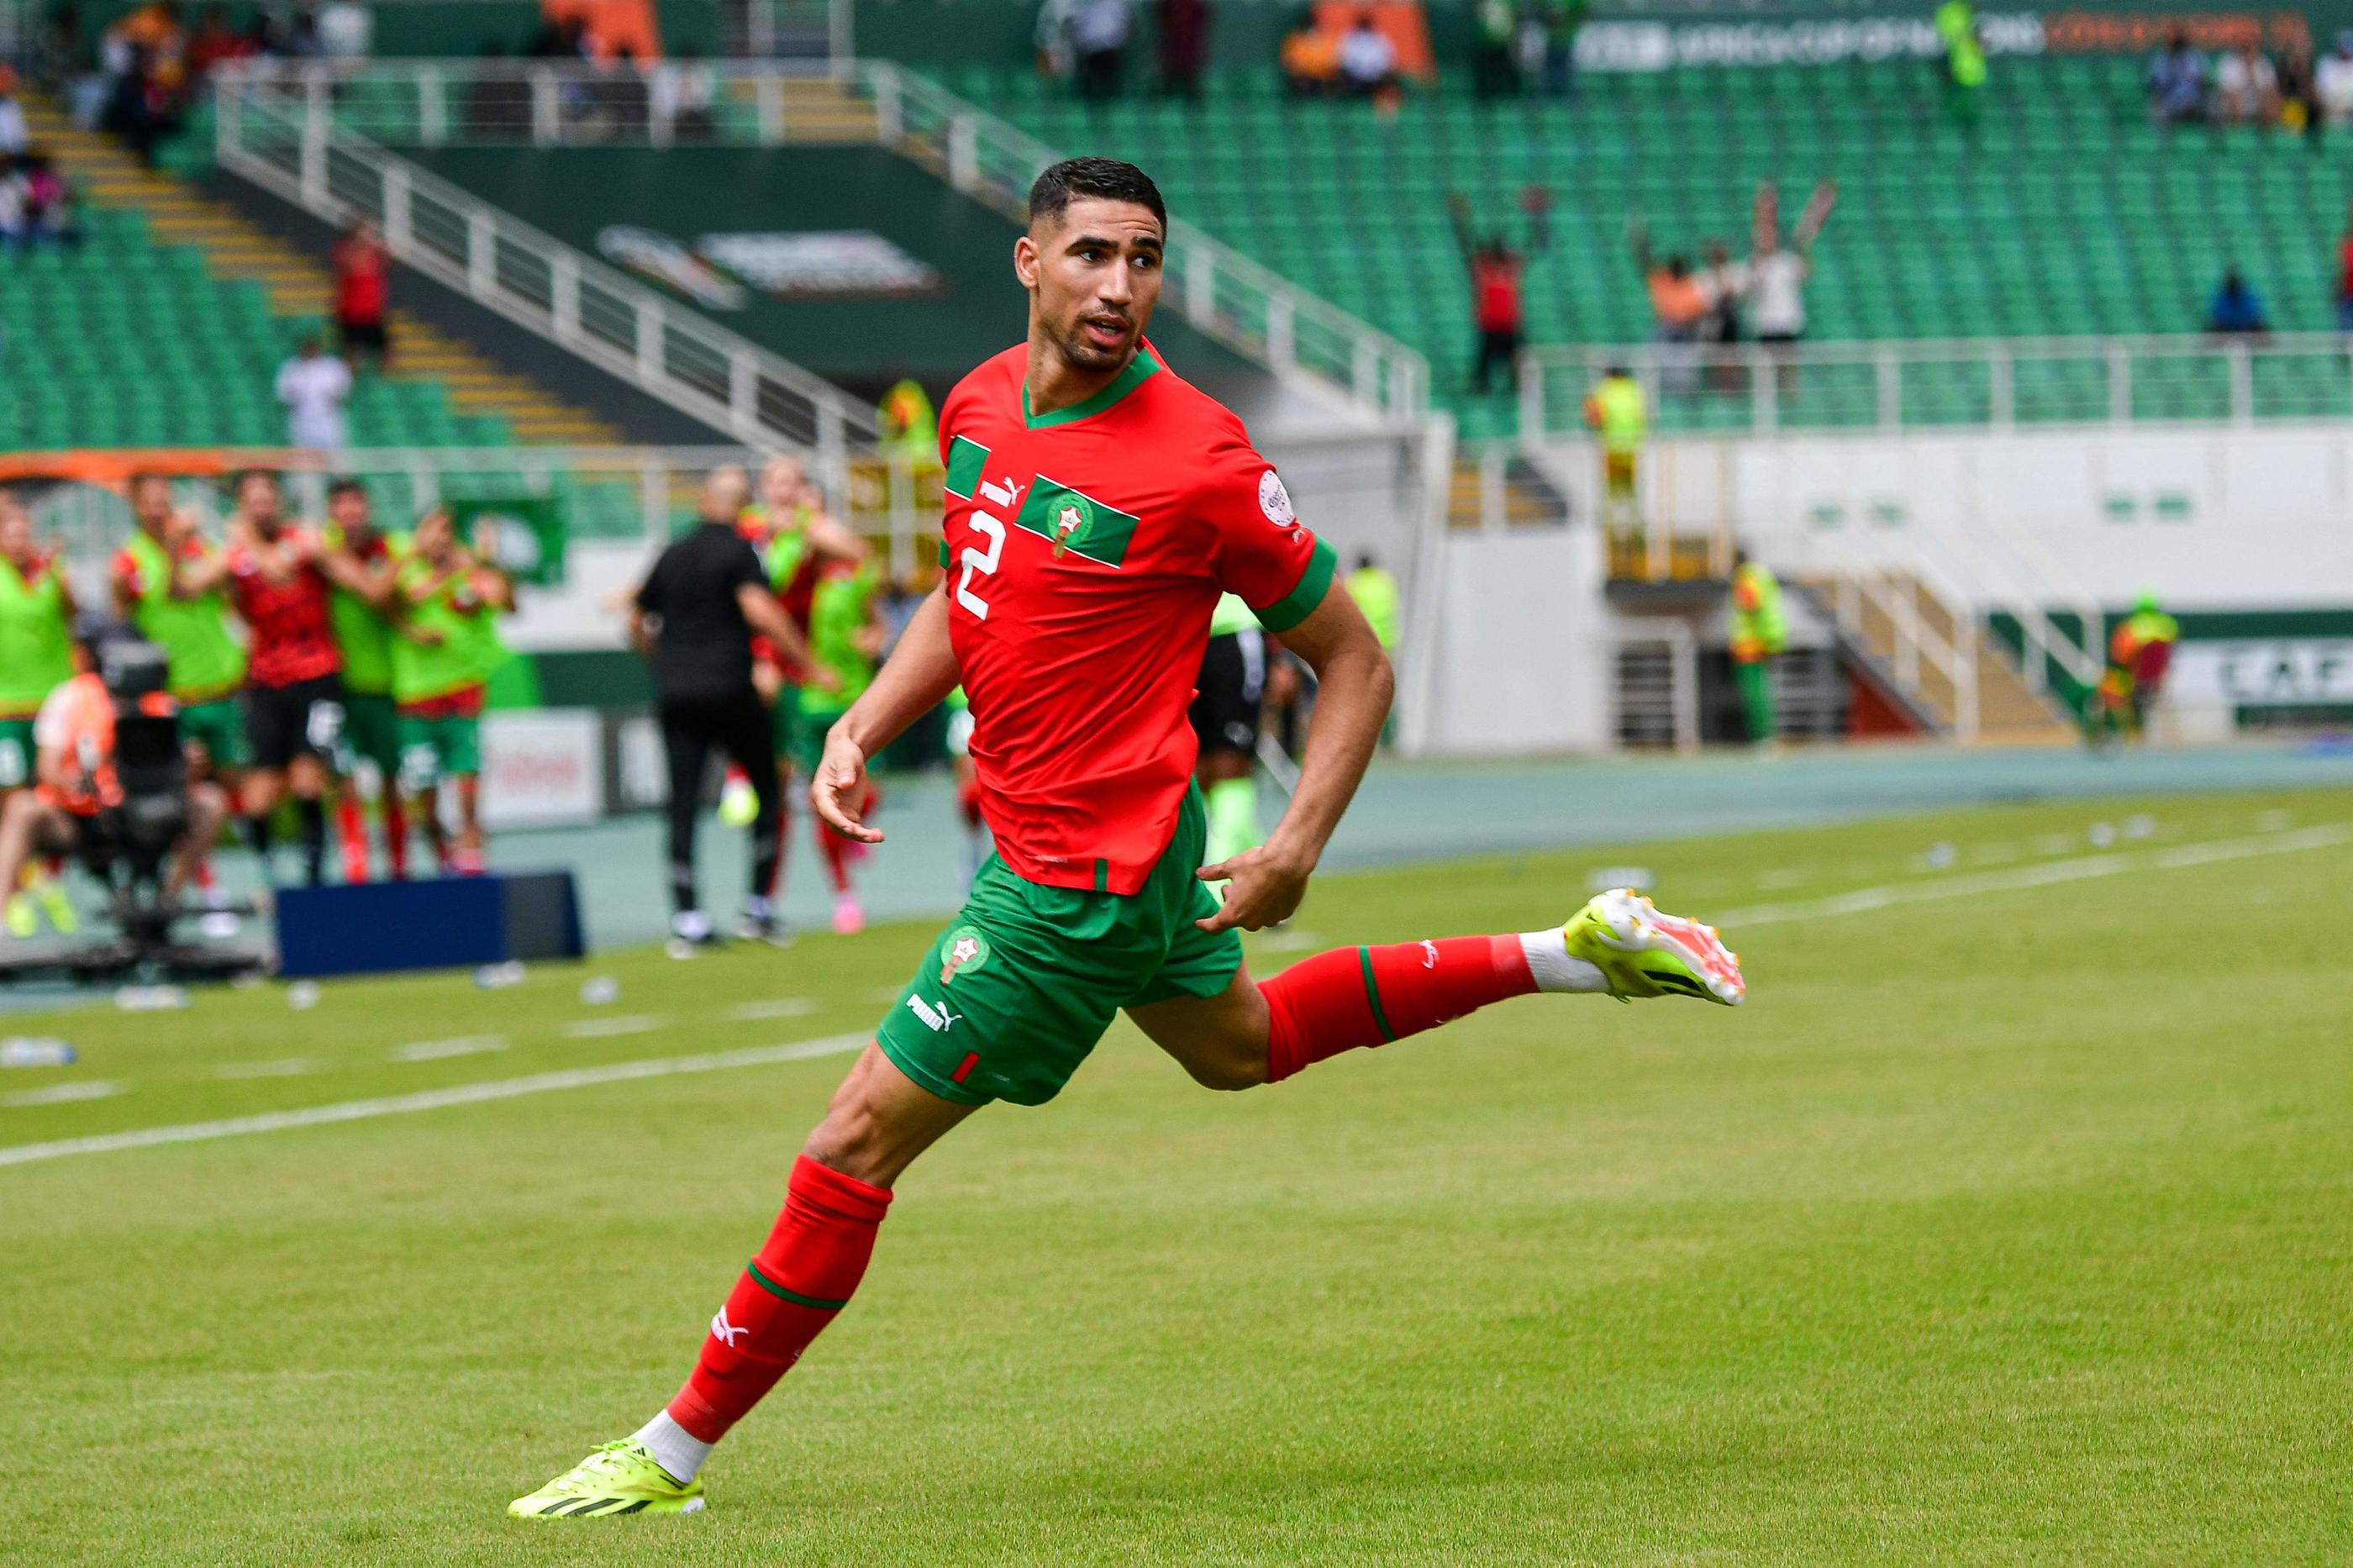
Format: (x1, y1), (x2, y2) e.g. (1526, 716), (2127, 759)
(1023, 345), (1161, 429)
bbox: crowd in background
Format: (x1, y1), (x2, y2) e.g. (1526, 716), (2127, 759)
(2144, 25), (2353, 134)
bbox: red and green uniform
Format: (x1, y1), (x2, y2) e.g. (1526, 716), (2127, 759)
(0, 553), (74, 790)
(326, 524), (408, 775)
(113, 528), (249, 767)
(787, 557), (882, 776)
(875, 340), (1334, 1107)
(390, 556), (508, 787)
(740, 501), (821, 760)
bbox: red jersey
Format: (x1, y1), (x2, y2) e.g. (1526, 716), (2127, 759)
(334, 238), (389, 322)
(1473, 255), (1524, 332)
(937, 341), (1333, 895)
(228, 528), (342, 687)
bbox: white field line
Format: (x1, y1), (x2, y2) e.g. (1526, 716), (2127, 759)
(387, 1034), (509, 1062)
(719, 997), (820, 1022)
(0, 1033), (870, 1170)
(213, 1059), (318, 1079)
(1713, 823), (2352, 929)
(560, 1014), (667, 1039)
(2, 1081), (127, 1109)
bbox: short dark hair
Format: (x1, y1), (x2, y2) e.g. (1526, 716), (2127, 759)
(1028, 157), (1166, 234)
(328, 477), (367, 502)
(231, 467), (280, 495)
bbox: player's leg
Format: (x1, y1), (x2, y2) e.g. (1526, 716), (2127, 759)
(794, 702), (865, 934)
(1132, 895), (1745, 1092)
(1734, 656), (1775, 745)
(658, 700), (718, 948)
(713, 691), (784, 939)
(166, 780), (229, 899)
(287, 752), (333, 887)
(1192, 628), (1266, 872)
(236, 690), (287, 881)
(512, 1041), (977, 1518)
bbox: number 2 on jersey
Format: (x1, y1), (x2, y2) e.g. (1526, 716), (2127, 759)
(956, 511), (1005, 621)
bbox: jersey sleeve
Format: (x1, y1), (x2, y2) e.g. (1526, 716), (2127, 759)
(111, 548), (144, 599)
(1197, 423), (1335, 634)
(724, 535), (766, 594)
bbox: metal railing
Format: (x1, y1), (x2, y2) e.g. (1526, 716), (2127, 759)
(213, 71), (877, 474)
(1522, 334), (2353, 438)
(213, 58), (1429, 422)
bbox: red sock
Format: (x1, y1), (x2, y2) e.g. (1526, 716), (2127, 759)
(1261, 935), (1536, 1083)
(667, 1155), (893, 1443)
(817, 819), (854, 893)
(383, 794), (408, 879)
(336, 795), (369, 882)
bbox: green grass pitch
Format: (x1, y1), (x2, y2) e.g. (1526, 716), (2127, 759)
(3, 785), (2349, 1565)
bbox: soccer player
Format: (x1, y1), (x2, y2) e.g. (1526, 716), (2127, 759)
(321, 479), (410, 879)
(632, 467), (825, 951)
(790, 550), (886, 934)
(0, 492), (77, 937)
(388, 505), (513, 875)
(511, 159), (1745, 1520)
(176, 471), (367, 887)
(1191, 592), (1268, 875)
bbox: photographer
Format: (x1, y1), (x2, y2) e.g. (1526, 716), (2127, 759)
(0, 619), (230, 931)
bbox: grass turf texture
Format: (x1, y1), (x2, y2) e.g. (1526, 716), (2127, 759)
(3, 785), (2350, 1565)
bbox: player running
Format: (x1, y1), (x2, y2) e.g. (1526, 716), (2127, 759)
(0, 492), (77, 937)
(790, 550), (886, 933)
(388, 505), (513, 875)
(321, 479), (411, 879)
(510, 159), (1746, 1520)
(177, 471), (368, 887)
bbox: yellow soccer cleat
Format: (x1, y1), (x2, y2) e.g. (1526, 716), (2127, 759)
(508, 1439), (707, 1519)
(1561, 888), (1746, 1005)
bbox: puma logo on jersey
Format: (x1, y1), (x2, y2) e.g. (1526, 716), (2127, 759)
(978, 476), (1025, 510)
(906, 993), (963, 1033)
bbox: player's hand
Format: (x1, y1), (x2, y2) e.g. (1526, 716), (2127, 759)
(809, 730), (883, 844)
(811, 666), (845, 697)
(1196, 843), (1312, 933)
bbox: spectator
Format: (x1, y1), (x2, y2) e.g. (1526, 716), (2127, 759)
(276, 333), (354, 450)
(1539, 0), (1582, 98)
(331, 218), (392, 369)
(184, 5), (245, 82)
(18, 151), (81, 248)
(1337, 13), (1397, 97)
(2335, 210), (2353, 330)
(1070, 0), (1132, 100)
(316, 0), (372, 60)
(2315, 33), (2353, 124)
(1629, 220), (1710, 392)
(1157, 0), (1209, 98)
(2205, 267), (2269, 335)
(650, 45), (718, 139)
(103, 45), (184, 167)
(1698, 239), (1746, 391)
(1582, 365), (1646, 545)
(1935, 0), (1987, 123)
(1746, 179), (1836, 378)
(1035, 0), (1080, 82)
(0, 66), (26, 155)
(2146, 29), (2208, 124)
(2214, 42), (2278, 124)
(1471, 0), (1518, 99)
(1448, 187), (1550, 394)
(0, 155), (26, 248)
(1280, 9), (1341, 96)
(465, 42), (529, 137)
(2275, 40), (2317, 137)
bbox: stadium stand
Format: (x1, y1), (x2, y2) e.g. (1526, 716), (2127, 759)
(945, 55), (2353, 439)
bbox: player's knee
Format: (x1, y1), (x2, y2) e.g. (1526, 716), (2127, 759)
(1181, 1046), (1267, 1092)
(800, 1108), (894, 1185)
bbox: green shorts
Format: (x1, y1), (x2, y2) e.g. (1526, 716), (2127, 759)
(875, 786), (1245, 1108)
(791, 699), (845, 779)
(344, 691), (402, 776)
(0, 718), (33, 790)
(397, 710), (482, 790)
(178, 697), (249, 770)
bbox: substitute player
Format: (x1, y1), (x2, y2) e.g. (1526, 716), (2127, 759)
(790, 550), (885, 934)
(389, 505), (513, 875)
(322, 479), (410, 879)
(0, 492), (77, 936)
(1192, 592), (1268, 877)
(176, 471), (367, 887)
(512, 159), (1745, 1519)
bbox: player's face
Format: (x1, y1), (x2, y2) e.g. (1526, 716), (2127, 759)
(1019, 198), (1164, 374)
(414, 508), (453, 558)
(0, 508), (29, 565)
(131, 477), (173, 529)
(239, 475), (282, 528)
(761, 457), (803, 509)
(329, 488), (371, 535)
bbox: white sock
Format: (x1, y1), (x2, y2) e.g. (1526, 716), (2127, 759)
(631, 1410), (713, 1484)
(1519, 929), (1608, 993)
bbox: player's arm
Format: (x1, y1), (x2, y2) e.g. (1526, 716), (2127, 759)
(808, 583), (957, 845)
(734, 582), (820, 678)
(1792, 179), (1837, 258)
(169, 520), (234, 599)
(1198, 584), (1391, 933)
(314, 545), (382, 601)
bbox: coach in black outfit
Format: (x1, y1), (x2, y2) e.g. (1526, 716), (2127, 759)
(632, 466), (824, 951)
